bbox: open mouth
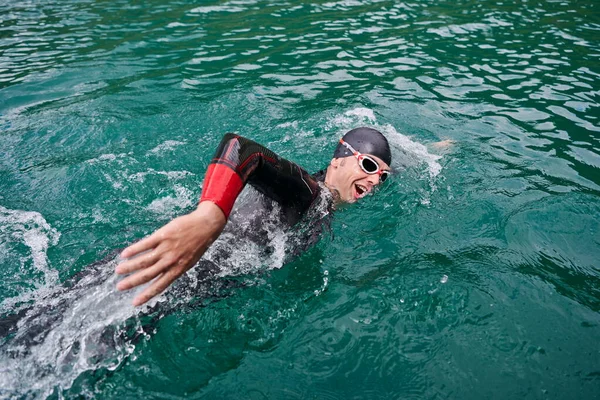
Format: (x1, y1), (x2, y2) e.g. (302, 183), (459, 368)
(354, 184), (368, 199)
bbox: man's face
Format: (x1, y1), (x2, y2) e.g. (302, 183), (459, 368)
(325, 154), (391, 203)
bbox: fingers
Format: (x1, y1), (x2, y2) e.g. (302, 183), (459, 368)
(115, 249), (161, 275)
(120, 234), (162, 259)
(116, 256), (174, 291)
(132, 267), (184, 306)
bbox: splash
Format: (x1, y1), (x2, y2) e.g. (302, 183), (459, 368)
(206, 188), (297, 276)
(329, 107), (377, 126)
(146, 184), (195, 216)
(0, 206), (60, 311)
(0, 190), (309, 398)
(379, 123), (442, 179)
(0, 256), (155, 399)
(0, 208), (147, 398)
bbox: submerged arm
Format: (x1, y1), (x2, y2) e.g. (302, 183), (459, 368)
(116, 133), (319, 306)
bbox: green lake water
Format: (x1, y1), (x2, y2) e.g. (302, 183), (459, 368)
(0, 0), (599, 398)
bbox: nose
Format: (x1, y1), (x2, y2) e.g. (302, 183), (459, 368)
(366, 173), (381, 186)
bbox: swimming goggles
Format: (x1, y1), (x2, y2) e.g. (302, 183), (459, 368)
(339, 139), (390, 182)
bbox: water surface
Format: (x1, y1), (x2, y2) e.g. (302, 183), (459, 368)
(0, 0), (599, 398)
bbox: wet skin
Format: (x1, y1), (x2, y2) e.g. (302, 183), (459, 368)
(324, 154), (391, 203)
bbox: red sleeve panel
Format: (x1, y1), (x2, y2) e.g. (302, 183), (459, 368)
(200, 163), (244, 218)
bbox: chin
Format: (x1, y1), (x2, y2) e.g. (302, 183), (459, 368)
(346, 195), (358, 204)
(336, 193), (355, 204)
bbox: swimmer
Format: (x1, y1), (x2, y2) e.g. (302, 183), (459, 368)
(115, 127), (393, 306)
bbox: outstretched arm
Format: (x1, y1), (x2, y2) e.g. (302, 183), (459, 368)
(116, 134), (319, 306)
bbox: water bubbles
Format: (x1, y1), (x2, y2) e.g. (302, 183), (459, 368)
(314, 269), (329, 297)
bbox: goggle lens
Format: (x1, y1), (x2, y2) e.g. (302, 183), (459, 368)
(359, 156), (389, 182)
(380, 171), (389, 182)
(360, 157), (378, 173)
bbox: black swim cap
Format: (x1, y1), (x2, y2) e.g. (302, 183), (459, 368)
(333, 127), (392, 166)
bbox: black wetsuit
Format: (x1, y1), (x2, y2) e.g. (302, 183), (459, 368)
(0, 134), (334, 341)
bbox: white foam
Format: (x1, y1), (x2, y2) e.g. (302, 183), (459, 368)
(210, 192), (291, 276)
(322, 0), (364, 8)
(314, 269), (329, 297)
(344, 107), (376, 121)
(146, 185), (195, 215)
(127, 169), (193, 183)
(101, 172), (124, 190)
(90, 208), (111, 224)
(0, 206), (60, 299)
(147, 140), (186, 155)
(207, 232), (266, 277)
(379, 123), (442, 179)
(264, 218), (287, 270)
(276, 121), (299, 129)
(329, 107), (377, 126)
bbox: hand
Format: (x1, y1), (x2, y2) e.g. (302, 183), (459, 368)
(430, 139), (455, 151)
(115, 201), (226, 306)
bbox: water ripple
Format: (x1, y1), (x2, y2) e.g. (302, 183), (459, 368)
(1, 0), (599, 398)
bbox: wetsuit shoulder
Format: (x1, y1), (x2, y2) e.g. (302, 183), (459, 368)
(201, 133), (321, 219)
